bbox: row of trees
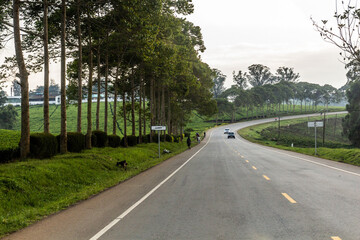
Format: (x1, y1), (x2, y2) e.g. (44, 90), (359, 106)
(0, 0), (217, 158)
(212, 64), (343, 122)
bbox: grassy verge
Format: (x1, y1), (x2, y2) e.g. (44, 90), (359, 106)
(0, 140), (194, 238)
(238, 114), (360, 166)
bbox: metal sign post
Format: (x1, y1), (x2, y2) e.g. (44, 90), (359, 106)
(151, 126), (166, 158)
(308, 121), (323, 155)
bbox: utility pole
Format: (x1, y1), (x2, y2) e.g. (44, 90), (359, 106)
(278, 115), (280, 141)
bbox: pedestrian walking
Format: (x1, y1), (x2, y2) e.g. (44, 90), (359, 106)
(187, 136), (191, 149)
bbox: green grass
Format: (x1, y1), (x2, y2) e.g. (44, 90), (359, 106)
(12, 103), (118, 135)
(9, 103), (345, 135)
(0, 130), (20, 151)
(238, 114), (360, 166)
(0, 140), (195, 238)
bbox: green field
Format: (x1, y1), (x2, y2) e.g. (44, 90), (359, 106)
(9, 103), (345, 135)
(238, 114), (360, 166)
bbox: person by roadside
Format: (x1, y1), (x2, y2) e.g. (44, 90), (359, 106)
(187, 136), (191, 149)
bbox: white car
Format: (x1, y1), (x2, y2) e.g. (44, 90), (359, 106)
(224, 128), (230, 134)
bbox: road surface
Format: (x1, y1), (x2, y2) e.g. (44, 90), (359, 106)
(4, 113), (360, 240)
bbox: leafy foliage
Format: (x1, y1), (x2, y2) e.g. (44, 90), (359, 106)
(107, 134), (121, 148)
(91, 130), (108, 148)
(66, 132), (86, 152)
(30, 133), (58, 159)
(343, 81), (360, 146)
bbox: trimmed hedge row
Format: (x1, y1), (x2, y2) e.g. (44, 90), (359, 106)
(0, 130), (183, 162)
(30, 133), (58, 159)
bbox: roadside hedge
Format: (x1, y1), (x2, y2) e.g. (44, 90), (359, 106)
(92, 130), (108, 148)
(30, 133), (58, 159)
(108, 134), (121, 148)
(127, 135), (138, 146)
(67, 132), (86, 152)
(0, 130), (20, 163)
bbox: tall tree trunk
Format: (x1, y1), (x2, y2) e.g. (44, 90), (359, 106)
(138, 76), (142, 143)
(43, 0), (50, 133)
(113, 65), (119, 135)
(149, 78), (154, 142)
(86, 24), (93, 149)
(76, 0), (82, 133)
(96, 46), (100, 130)
(157, 83), (161, 124)
(131, 74), (135, 136)
(14, 0), (30, 159)
(113, 84), (117, 135)
(161, 86), (165, 126)
(167, 89), (171, 134)
(143, 79), (146, 137)
(123, 90), (127, 147)
(104, 46), (109, 133)
(60, 0), (67, 153)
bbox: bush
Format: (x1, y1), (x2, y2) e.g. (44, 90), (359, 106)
(108, 134), (121, 148)
(67, 132), (86, 152)
(141, 135), (148, 144)
(127, 135), (138, 146)
(0, 148), (19, 163)
(0, 130), (20, 163)
(30, 133), (58, 159)
(152, 134), (159, 142)
(165, 134), (173, 142)
(92, 130), (108, 148)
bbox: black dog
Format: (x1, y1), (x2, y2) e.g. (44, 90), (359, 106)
(116, 160), (127, 170)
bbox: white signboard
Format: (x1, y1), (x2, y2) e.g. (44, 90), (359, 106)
(308, 121), (323, 127)
(151, 126), (166, 131)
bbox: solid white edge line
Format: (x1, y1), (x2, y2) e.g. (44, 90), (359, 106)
(89, 131), (213, 240)
(236, 130), (360, 178)
(257, 145), (360, 177)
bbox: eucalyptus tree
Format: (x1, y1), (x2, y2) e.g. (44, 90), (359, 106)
(59, 0), (67, 153)
(275, 67), (300, 83)
(232, 70), (248, 89)
(212, 69), (226, 98)
(247, 64), (273, 87)
(12, 0), (31, 158)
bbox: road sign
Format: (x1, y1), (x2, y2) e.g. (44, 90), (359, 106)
(151, 126), (166, 131)
(308, 121), (323, 155)
(308, 121), (323, 127)
(151, 126), (166, 158)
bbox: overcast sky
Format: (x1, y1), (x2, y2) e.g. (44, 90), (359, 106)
(186, 0), (348, 89)
(0, 0), (349, 93)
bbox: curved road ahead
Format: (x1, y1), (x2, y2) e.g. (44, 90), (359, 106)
(5, 113), (360, 240)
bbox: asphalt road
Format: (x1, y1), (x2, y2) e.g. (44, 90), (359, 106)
(4, 113), (360, 240)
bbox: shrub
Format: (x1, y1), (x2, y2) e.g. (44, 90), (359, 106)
(0, 148), (19, 163)
(152, 134), (159, 142)
(30, 133), (58, 159)
(127, 135), (138, 146)
(67, 132), (86, 152)
(165, 134), (173, 142)
(120, 137), (127, 147)
(0, 130), (20, 163)
(92, 130), (108, 148)
(108, 134), (121, 148)
(141, 135), (148, 144)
